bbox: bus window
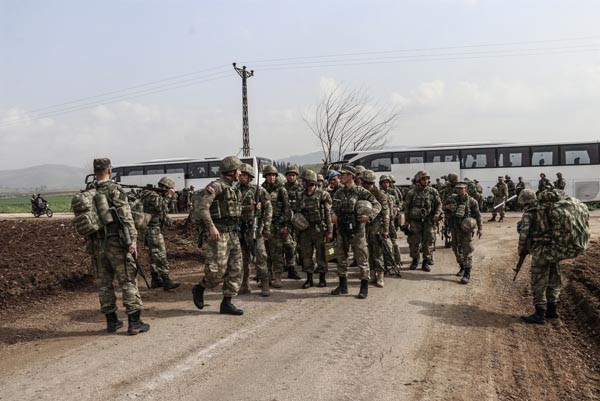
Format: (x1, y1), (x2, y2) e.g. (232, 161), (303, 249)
(497, 147), (530, 167)
(257, 157), (273, 173)
(356, 153), (391, 171)
(123, 167), (144, 176)
(112, 167), (123, 181)
(208, 162), (221, 177)
(460, 148), (496, 168)
(393, 152), (424, 164)
(343, 153), (358, 161)
(188, 162), (208, 178)
(144, 165), (165, 175)
(561, 143), (599, 165)
(165, 164), (187, 174)
(426, 150), (459, 163)
(531, 146), (558, 166)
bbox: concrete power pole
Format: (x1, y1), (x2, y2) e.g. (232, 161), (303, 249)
(233, 63), (254, 157)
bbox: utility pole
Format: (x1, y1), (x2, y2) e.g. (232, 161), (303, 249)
(233, 62), (254, 157)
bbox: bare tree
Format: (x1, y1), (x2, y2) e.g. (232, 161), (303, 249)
(303, 83), (399, 166)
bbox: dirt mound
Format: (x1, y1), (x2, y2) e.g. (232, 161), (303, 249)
(0, 219), (201, 315)
(561, 240), (600, 352)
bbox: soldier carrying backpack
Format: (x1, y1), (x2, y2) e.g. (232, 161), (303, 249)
(516, 188), (590, 324)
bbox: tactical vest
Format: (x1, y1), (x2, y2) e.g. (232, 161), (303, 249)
(209, 180), (241, 224)
(286, 182), (302, 212)
(265, 184), (285, 221)
(338, 189), (358, 216)
(410, 188), (434, 219)
(299, 191), (323, 224)
(141, 190), (164, 226)
(239, 184), (257, 222)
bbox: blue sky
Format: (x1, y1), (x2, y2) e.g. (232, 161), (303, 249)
(1, 0), (600, 169)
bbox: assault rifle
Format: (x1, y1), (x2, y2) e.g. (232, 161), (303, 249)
(494, 194), (517, 210)
(513, 252), (528, 281)
(377, 233), (402, 276)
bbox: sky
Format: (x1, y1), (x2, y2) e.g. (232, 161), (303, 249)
(1, 0), (600, 170)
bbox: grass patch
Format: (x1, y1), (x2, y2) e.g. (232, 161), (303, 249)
(0, 194), (75, 213)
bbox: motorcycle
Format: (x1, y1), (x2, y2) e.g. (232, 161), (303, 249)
(32, 202), (53, 218)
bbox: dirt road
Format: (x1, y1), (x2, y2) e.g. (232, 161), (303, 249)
(0, 213), (599, 401)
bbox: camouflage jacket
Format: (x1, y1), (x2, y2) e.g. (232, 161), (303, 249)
(444, 194), (482, 231)
(284, 181), (303, 213)
(404, 186), (442, 223)
(492, 182), (508, 200)
(194, 177), (241, 231)
(518, 204), (554, 260)
(140, 189), (168, 227)
(554, 178), (566, 190)
(365, 186), (390, 235)
(297, 188), (333, 234)
(262, 181), (291, 229)
(95, 179), (137, 242)
(238, 183), (273, 235)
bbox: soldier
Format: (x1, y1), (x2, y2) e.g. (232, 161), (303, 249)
(361, 170), (390, 287)
(505, 175), (516, 211)
(296, 170), (333, 289)
(516, 177), (525, 196)
(517, 189), (561, 324)
(169, 190), (179, 213)
(354, 165), (366, 186)
(489, 176), (508, 222)
(441, 173), (458, 202)
(140, 177), (181, 291)
(330, 165), (381, 299)
(473, 179), (484, 210)
(537, 173), (552, 194)
(379, 175), (402, 267)
(191, 156), (244, 316)
(262, 165), (292, 288)
(403, 170), (442, 271)
(327, 170), (341, 197)
(317, 173), (326, 190)
(283, 165), (302, 280)
(89, 158), (149, 335)
(237, 163), (273, 296)
(554, 172), (566, 190)
(444, 182), (482, 284)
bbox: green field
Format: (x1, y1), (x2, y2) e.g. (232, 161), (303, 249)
(0, 194), (75, 213)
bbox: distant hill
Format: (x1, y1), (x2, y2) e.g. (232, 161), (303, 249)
(278, 150), (324, 166)
(0, 164), (87, 193)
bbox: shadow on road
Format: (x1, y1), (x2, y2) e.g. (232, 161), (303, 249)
(409, 299), (517, 328)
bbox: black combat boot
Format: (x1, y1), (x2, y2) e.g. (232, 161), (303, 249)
(456, 265), (465, 277)
(487, 216), (496, 222)
(409, 259), (419, 270)
(331, 276), (348, 295)
(421, 260), (431, 272)
(302, 273), (314, 289)
(220, 297), (244, 315)
(498, 216), (504, 223)
(357, 279), (369, 299)
(521, 305), (546, 324)
(150, 272), (163, 288)
(162, 275), (181, 291)
(546, 302), (560, 319)
(288, 266), (302, 280)
(192, 282), (206, 309)
(127, 310), (150, 335)
(460, 267), (471, 285)
(318, 273), (327, 287)
(105, 312), (123, 333)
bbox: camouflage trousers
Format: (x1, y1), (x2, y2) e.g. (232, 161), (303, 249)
(203, 231), (242, 297)
(92, 236), (143, 315)
(298, 225), (328, 274)
(407, 220), (436, 262)
(267, 228), (287, 274)
(388, 223), (402, 265)
(284, 231), (297, 268)
(145, 226), (170, 277)
(367, 224), (385, 272)
(451, 228), (474, 268)
(491, 197), (505, 219)
(530, 255), (562, 307)
(240, 229), (268, 279)
(335, 225), (370, 280)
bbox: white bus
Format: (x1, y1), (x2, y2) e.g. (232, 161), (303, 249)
(341, 141), (600, 201)
(112, 156), (274, 190)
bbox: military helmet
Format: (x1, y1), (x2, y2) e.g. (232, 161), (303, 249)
(303, 169), (318, 184)
(361, 170), (377, 184)
(239, 163), (255, 178)
(158, 176), (175, 189)
(285, 165), (300, 175)
(498, 176), (505, 181)
(220, 156), (242, 174)
(415, 170), (430, 181)
(317, 174), (324, 182)
(557, 172), (562, 177)
(447, 173), (458, 183)
(354, 165), (366, 174)
(461, 217), (477, 233)
(518, 189), (537, 206)
(379, 175), (391, 183)
(262, 165), (278, 176)
(355, 200), (373, 216)
(339, 165), (356, 176)
(455, 181), (467, 189)
(389, 174), (396, 183)
(291, 212), (310, 232)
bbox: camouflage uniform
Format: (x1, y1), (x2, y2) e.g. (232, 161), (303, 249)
(537, 175), (552, 193)
(284, 167), (303, 277)
(91, 179), (143, 316)
(490, 178), (508, 221)
(262, 179), (292, 279)
(193, 176), (243, 297)
(517, 189), (561, 324)
(238, 180), (273, 292)
(381, 178), (402, 266)
(404, 173), (442, 269)
(140, 189), (171, 279)
(444, 186), (482, 282)
(363, 176), (390, 282)
(554, 174), (566, 190)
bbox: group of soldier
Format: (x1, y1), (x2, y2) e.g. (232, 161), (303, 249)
(86, 156), (569, 334)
